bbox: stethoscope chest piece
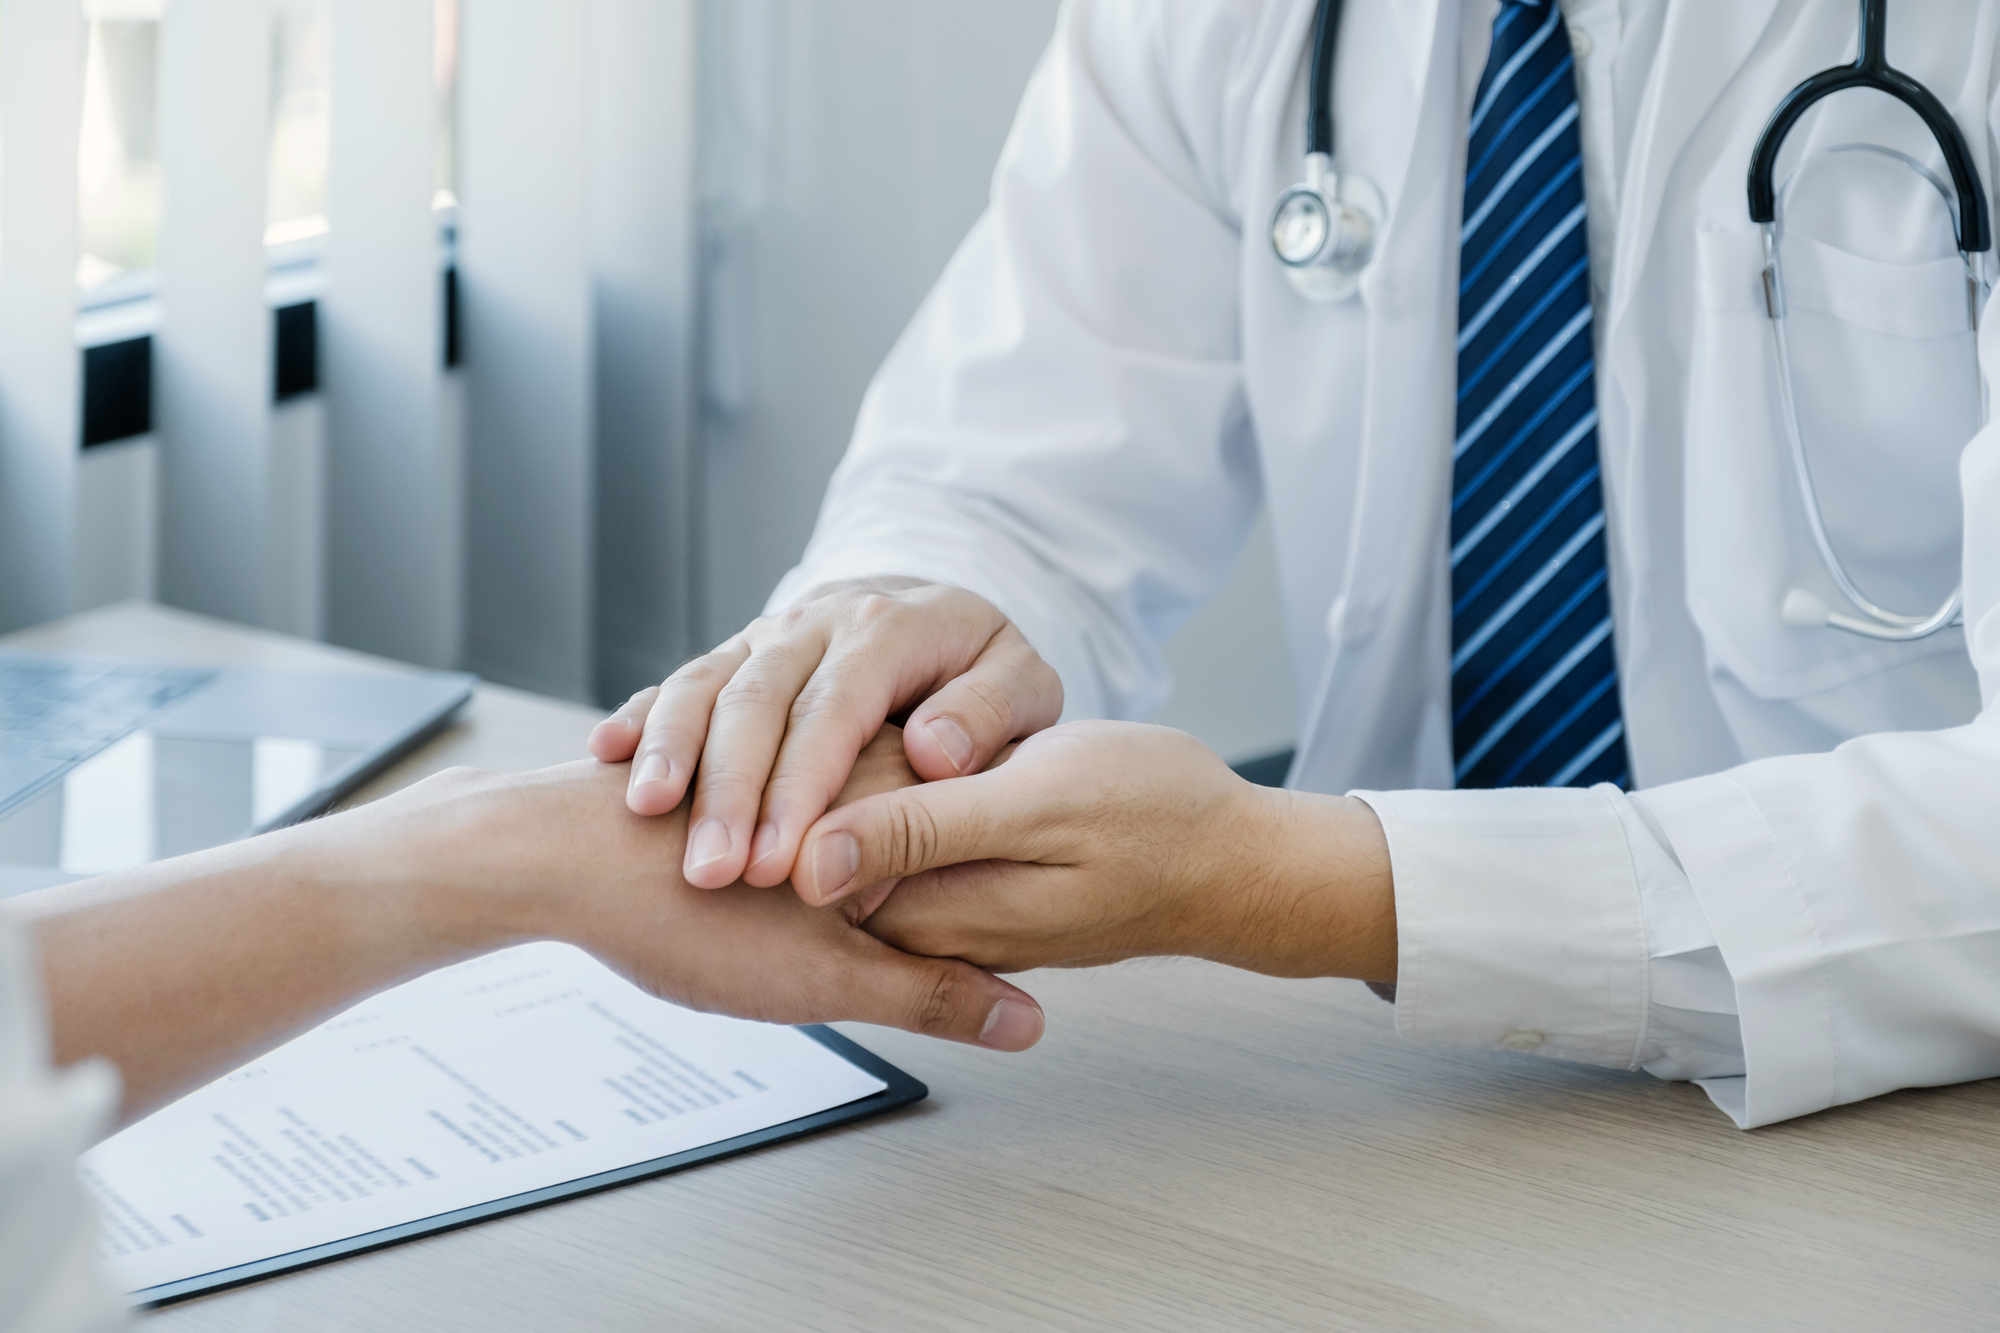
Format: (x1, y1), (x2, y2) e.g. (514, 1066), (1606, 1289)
(1269, 0), (1383, 303)
(1271, 152), (1385, 302)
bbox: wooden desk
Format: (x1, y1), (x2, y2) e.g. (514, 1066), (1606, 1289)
(14, 604), (2000, 1331)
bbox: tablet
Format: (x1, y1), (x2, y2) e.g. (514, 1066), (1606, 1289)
(77, 942), (927, 1307)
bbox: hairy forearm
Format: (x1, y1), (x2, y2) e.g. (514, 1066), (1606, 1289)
(1202, 790), (1397, 983)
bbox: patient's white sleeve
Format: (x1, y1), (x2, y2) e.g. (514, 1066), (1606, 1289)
(0, 917), (127, 1331)
(1353, 785), (1749, 1126)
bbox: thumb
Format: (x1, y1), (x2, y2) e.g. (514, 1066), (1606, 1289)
(839, 939), (1045, 1051)
(795, 768), (1042, 907)
(902, 633), (1062, 781)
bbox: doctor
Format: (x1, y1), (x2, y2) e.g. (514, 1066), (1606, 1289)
(592, 0), (2000, 1128)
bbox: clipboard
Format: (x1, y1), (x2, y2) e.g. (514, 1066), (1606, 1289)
(130, 1025), (925, 1307)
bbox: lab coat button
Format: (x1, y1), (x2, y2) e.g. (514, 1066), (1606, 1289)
(1363, 271), (1404, 313)
(1499, 1029), (1545, 1051)
(1568, 26), (1592, 60)
(1326, 597), (1381, 646)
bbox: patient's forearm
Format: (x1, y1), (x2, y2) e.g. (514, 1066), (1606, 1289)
(9, 807), (549, 1127)
(7, 729), (1023, 1130)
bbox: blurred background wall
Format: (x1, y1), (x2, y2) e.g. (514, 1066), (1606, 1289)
(0, 0), (1294, 765)
(693, 0), (1294, 763)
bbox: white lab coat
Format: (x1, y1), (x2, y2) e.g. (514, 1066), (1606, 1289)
(772, 0), (2000, 1125)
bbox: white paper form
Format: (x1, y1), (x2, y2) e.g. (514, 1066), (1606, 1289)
(78, 941), (886, 1293)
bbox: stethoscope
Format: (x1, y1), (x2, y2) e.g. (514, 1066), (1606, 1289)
(1268, 0), (1989, 642)
(1755, 0), (1989, 641)
(1268, 0), (1383, 302)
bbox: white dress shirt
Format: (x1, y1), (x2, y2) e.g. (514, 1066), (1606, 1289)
(0, 914), (126, 1331)
(770, 0), (2000, 1126)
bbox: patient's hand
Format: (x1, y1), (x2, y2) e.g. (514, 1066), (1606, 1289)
(21, 727), (1042, 1126)
(356, 726), (1041, 1043)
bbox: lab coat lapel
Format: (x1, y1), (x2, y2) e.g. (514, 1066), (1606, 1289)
(1291, 0), (1460, 795)
(1350, 0), (1446, 222)
(1387, 0), (1442, 115)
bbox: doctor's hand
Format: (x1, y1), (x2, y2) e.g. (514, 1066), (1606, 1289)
(791, 722), (1399, 981)
(587, 578), (1063, 892)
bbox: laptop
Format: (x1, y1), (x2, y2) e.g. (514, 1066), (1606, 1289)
(0, 650), (474, 895)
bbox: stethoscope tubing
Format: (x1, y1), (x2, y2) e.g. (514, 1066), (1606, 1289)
(1763, 221), (1972, 641)
(1751, 0), (1982, 641)
(1278, 0), (1980, 642)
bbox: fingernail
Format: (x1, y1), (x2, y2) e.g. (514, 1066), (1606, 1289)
(811, 831), (859, 903)
(630, 753), (669, 791)
(978, 998), (1044, 1052)
(749, 821), (780, 868)
(924, 717), (975, 774)
(686, 819), (732, 871)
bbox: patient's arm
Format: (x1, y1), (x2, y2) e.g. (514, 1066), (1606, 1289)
(8, 727), (1043, 1129)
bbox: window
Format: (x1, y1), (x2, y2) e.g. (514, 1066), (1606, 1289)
(77, 0), (161, 291)
(435, 0), (459, 208)
(78, 0), (342, 287)
(265, 0), (329, 248)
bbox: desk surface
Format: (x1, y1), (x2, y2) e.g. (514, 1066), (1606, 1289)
(13, 603), (1999, 1332)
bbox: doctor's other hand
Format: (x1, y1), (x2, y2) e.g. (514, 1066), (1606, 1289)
(587, 578), (1063, 892)
(793, 722), (1398, 982)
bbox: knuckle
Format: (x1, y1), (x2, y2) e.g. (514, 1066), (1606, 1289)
(910, 967), (961, 1035)
(761, 770), (825, 810)
(846, 591), (902, 629)
(774, 603), (817, 635)
(954, 674), (1018, 734)
(668, 652), (733, 690)
(997, 636), (1058, 689)
(694, 767), (760, 810)
(886, 799), (943, 874)
(714, 670), (786, 714)
(937, 584), (995, 616)
(788, 673), (842, 722)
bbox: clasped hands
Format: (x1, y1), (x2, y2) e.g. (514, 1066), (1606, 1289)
(23, 580), (1394, 1128)
(588, 580), (1398, 1050)
(8, 594), (1391, 1333)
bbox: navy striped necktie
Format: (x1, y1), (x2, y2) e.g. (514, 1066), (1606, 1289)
(1451, 0), (1629, 790)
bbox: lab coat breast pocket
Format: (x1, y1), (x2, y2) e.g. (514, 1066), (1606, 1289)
(1683, 221), (1980, 712)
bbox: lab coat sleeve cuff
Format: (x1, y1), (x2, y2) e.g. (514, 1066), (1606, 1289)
(1353, 785), (1649, 1070)
(1637, 773), (1835, 1129)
